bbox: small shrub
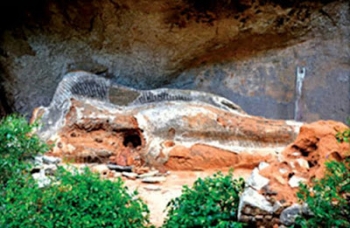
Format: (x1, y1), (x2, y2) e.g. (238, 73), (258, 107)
(295, 159), (350, 228)
(0, 167), (151, 228)
(295, 126), (350, 228)
(163, 171), (245, 228)
(0, 114), (49, 186)
(336, 120), (350, 143)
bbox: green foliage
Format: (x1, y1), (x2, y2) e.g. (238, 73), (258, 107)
(295, 159), (350, 228)
(295, 126), (350, 228)
(0, 167), (151, 228)
(0, 114), (150, 227)
(0, 114), (49, 186)
(336, 118), (350, 143)
(163, 171), (245, 228)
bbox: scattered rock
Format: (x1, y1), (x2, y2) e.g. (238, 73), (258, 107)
(144, 185), (161, 191)
(34, 156), (44, 166)
(43, 164), (57, 176)
(295, 158), (309, 170)
(238, 187), (274, 220)
(112, 171), (122, 178)
(237, 120), (349, 227)
(42, 156), (61, 165)
(91, 164), (109, 176)
(138, 171), (159, 179)
(301, 203), (314, 216)
(258, 162), (270, 170)
(280, 204), (303, 226)
(290, 152), (301, 157)
(107, 164), (133, 172)
(133, 166), (150, 174)
(288, 176), (307, 188)
(32, 170), (51, 188)
(122, 172), (138, 180)
(274, 175), (287, 185)
(272, 201), (283, 213)
(141, 176), (166, 184)
(246, 167), (270, 191)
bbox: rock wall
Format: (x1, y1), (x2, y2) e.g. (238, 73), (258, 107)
(0, 0), (349, 121)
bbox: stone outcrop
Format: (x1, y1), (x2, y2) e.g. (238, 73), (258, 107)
(1, 0), (349, 122)
(31, 71), (302, 171)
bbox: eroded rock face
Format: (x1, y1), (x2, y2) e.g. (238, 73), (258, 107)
(1, 0), (349, 122)
(32, 71), (302, 170)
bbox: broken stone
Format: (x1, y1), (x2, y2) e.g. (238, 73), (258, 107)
(59, 164), (87, 175)
(258, 162), (270, 170)
(138, 170), (159, 179)
(280, 204), (303, 226)
(290, 152), (301, 157)
(122, 172), (138, 180)
(133, 166), (150, 174)
(141, 176), (166, 183)
(144, 185), (161, 191)
(110, 171), (122, 178)
(34, 156), (44, 166)
(107, 164), (133, 172)
(288, 176), (307, 188)
(295, 158), (309, 169)
(279, 168), (289, 175)
(43, 164), (57, 176)
(246, 168), (270, 191)
(272, 201), (283, 213)
(238, 187), (274, 221)
(42, 155), (61, 165)
(274, 175), (287, 185)
(261, 185), (278, 196)
(301, 203), (314, 216)
(91, 164), (109, 176)
(32, 170), (51, 188)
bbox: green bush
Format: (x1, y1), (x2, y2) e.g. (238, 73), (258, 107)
(336, 119), (350, 143)
(163, 171), (245, 228)
(0, 114), (151, 227)
(295, 159), (350, 228)
(0, 167), (151, 228)
(295, 126), (350, 228)
(0, 114), (49, 186)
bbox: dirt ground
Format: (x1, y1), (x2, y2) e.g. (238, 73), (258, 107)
(122, 168), (253, 227)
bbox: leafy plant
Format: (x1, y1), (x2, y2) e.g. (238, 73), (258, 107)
(295, 126), (350, 228)
(0, 114), (49, 186)
(295, 159), (350, 228)
(163, 171), (245, 228)
(0, 167), (151, 228)
(336, 118), (350, 143)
